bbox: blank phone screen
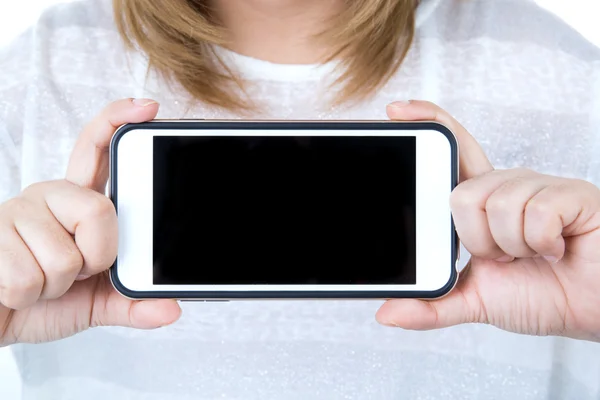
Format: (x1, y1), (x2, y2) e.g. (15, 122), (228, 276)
(152, 135), (416, 285)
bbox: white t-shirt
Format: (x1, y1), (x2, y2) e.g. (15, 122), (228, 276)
(1, 0), (600, 398)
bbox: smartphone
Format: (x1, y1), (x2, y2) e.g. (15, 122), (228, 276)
(108, 120), (459, 300)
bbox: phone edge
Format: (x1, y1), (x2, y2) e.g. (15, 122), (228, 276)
(108, 120), (459, 300)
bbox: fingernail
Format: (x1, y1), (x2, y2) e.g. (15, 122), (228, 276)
(543, 255), (559, 264)
(377, 316), (401, 327)
(495, 255), (515, 263)
(132, 98), (158, 107)
(75, 274), (91, 281)
(387, 100), (411, 109)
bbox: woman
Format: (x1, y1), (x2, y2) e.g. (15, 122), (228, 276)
(1, 0), (600, 398)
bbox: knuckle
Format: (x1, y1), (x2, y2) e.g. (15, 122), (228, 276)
(512, 167), (535, 176)
(570, 178), (595, 196)
(45, 247), (83, 276)
(82, 194), (115, 221)
(525, 198), (553, 219)
(22, 179), (72, 198)
(10, 270), (43, 294)
(20, 181), (44, 196)
(50, 228), (83, 272)
(576, 178), (596, 189)
(525, 231), (553, 250)
(485, 195), (511, 215)
(449, 185), (479, 210)
(21, 180), (60, 198)
(485, 174), (537, 215)
(0, 271), (43, 309)
(524, 205), (555, 250)
(1, 197), (31, 216)
(549, 181), (571, 195)
(0, 291), (27, 310)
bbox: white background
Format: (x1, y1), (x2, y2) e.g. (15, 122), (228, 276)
(0, 1), (599, 399)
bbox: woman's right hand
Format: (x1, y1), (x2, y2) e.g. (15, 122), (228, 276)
(0, 99), (181, 347)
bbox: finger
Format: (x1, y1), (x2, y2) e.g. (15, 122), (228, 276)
(485, 171), (550, 258)
(85, 274), (182, 329)
(24, 180), (118, 276)
(376, 262), (485, 330)
(450, 169), (535, 260)
(66, 98), (159, 193)
(0, 222), (44, 310)
(12, 198), (84, 299)
(522, 179), (598, 262)
(387, 100), (493, 181)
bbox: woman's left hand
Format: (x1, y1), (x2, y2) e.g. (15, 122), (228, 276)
(377, 100), (600, 342)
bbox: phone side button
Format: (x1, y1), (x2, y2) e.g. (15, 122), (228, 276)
(179, 300), (230, 302)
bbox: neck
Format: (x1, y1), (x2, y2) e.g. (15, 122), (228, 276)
(212, 0), (343, 64)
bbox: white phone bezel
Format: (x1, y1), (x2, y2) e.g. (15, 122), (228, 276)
(111, 123), (457, 297)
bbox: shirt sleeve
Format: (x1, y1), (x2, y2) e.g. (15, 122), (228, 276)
(0, 28), (35, 203)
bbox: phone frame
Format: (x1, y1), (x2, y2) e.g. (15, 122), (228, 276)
(109, 120), (459, 300)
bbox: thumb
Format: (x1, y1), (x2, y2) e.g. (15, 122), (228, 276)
(119, 299), (182, 330)
(66, 98), (159, 193)
(375, 263), (485, 330)
(386, 100), (493, 181)
(88, 275), (182, 329)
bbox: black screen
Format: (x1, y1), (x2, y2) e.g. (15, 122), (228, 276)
(153, 135), (416, 285)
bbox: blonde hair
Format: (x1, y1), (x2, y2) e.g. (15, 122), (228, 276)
(113, 0), (418, 111)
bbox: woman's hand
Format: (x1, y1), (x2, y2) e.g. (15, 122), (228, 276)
(377, 100), (600, 342)
(0, 99), (181, 347)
